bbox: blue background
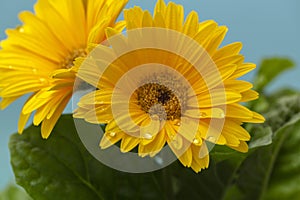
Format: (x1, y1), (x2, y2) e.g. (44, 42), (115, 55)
(0, 0), (299, 189)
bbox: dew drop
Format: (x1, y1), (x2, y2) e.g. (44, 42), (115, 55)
(143, 133), (153, 140)
(109, 132), (116, 137)
(169, 134), (175, 140)
(172, 136), (183, 149)
(173, 119), (181, 126)
(39, 78), (46, 84)
(32, 68), (37, 74)
(207, 136), (216, 143)
(193, 138), (200, 144)
(200, 112), (207, 117)
(8, 66), (13, 69)
(18, 27), (25, 33)
(219, 112), (225, 118)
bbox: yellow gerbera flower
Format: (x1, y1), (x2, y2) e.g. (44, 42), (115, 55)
(74, 0), (265, 172)
(0, 0), (128, 138)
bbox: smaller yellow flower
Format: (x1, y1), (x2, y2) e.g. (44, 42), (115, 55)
(0, 0), (128, 138)
(74, 0), (264, 172)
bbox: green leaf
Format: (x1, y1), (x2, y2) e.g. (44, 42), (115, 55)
(210, 145), (246, 163)
(9, 115), (167, 200)
(228, 96), (300, 200)
(0, 184), (32, 200)
(254, 58), (294, 92)
(9, 115), (105, 200)
(263, 116), (300, 199)
(173, 161), (235, 200)
(248, 126), (272, 149)
(266, 94), (300, 131)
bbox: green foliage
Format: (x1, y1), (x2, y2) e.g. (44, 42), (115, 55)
(0, 184), (32, 200)
(229, 102), (300, 200)
(250, 57), (296, 113)
(253, 58), (294, 92)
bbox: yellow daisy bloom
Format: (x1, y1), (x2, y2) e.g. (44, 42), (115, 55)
(74, 0), (265, 172)
(0, 0), (128, 138)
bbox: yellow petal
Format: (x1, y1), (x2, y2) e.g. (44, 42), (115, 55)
(198, 121), (226, 145)
(183, 11), (199, 36)
(184, 108), (225, 119)
(138, 128), (166, 157)
(188, 89), (242, 107)
(140, 116), (161, 145)
(88, 18), (110, 44)
(178, 147), (193, 167)
(243, 111), (265, 123)
(213, 42), (243, 61)
(224, 80), (253, 93)
(18, 112), (31, 134)
(120, 136), (140, 152)
(100, 131), (124, 149)
(41, 94), (70, 139)
(231, 63), (256, 79)
(193, 20), (217, 45)
(225, 103), (254, 119)
(240, 90), (259, 102)
(204, 26), (228, 55)
(22, 91), (54, 114)
(215, 55), (244, 68)
(84, 105), (113, 124)
(177, 117), (200, 142)
(142, 11), (153, 27)
(18, 11), (68, 56)
(191, 144), (209, 172)
(0, 96), (21, 109)
(0, 77), (49, 97)
(154, 0), (167, 15)
(228, 141), (248, 153)
(221, 131), (240, 146)
(222, 120), (251, 141)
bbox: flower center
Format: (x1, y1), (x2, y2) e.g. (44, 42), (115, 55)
(136, 73), (188, 121)
(61, 49), (87, 69)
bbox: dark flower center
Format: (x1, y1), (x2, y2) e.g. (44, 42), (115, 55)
(136, 73), (187, 121)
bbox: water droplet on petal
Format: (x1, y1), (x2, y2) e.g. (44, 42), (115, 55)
(207, 136), (216, 143)
(173, 119), (181, 126)
(193, 138), (200, 144)
(200, 112), (207, 117)
(32, 68), (37, 74)
(39, 78), (46, 84)
(172, 136), (183, 149)
(17, 27), (25, 33)
(219, 112), (225, 118)
(8, 66), (13, 69)
(109, 132), (116, 137)
(169, 134), (175, 140)
(143, 133), (153, 140)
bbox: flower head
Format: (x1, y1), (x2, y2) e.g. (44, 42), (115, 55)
(74, 0), (265, 172)
(0, 0), (128, 138)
